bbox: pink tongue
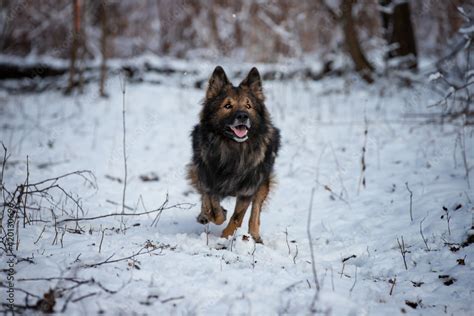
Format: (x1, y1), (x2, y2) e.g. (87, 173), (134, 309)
(231, 126), (248, 138)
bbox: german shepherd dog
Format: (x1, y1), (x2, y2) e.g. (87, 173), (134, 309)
(187, 66), (280, 243)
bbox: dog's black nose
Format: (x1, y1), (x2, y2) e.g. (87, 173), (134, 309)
(235, 111), (249, 122)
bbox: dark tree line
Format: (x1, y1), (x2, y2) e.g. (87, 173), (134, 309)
(0, 0), (470, 91)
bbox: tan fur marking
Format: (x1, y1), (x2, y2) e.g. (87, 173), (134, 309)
(213, 90), (258, 124)
(248, 179), (270, 243)
(203, 194), (225, 225)
(190, 166), (227, 225)
(199, 193), (226, 225)
(221, 196), (252, 238)
(187, 164), (201, 193)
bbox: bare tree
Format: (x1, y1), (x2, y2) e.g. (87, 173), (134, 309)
(66, 0), (84, 94)
(379, 0), (418, 70)
(341, 0), (374, 82)
(319, 0), (375, 83)
(99, 0), (108, 97)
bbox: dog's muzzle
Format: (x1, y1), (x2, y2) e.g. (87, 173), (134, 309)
(228, 113), (251, 142)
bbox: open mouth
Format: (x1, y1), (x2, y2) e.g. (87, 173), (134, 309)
(229, 125), (249, 139)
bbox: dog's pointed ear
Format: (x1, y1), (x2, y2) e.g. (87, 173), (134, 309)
(240, 67), (264, 101)
(206, 66), (229, 99)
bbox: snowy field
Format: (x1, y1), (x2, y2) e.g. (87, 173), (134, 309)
(1, 60), (473, 315)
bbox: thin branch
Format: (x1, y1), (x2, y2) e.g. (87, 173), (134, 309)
(84, 246), (158, 268)
(98, 226), (105, 253)
(284, 228), (291, 255)
(71, 292), (97, 303)
(26, 170), (96, 189)
(292, 244), (299, 264)
(349, 266), (358, 293)
(0, 142), (7, 188)
(23, 155), (30, 227)
(161, 296), (185, 304)
(17, 277), (118, 294)
(342, 254), (356, 263)
(405, 182), (413, 222)
(389, 277), (396, 296)
(151, 193), (169, 227)
(57, 201), (193, 224)
(442, 206), (452, 236)
(60, 225), (66, 248)
(119, 73), (128, 233)
(419, 217), (430, 251)
(396, 236), (408, 270)
(33, 225), (46, 245)
(0, 284), (40, 300)
(459, 119), (471, 188)
(307, 187), (320, 311)
(357, 115), (368, 194)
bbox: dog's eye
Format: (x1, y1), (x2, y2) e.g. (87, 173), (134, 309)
(246, 100), (252, 109)
(224, 104), (232, 109)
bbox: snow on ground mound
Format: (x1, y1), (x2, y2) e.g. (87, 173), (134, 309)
(1, 70), (473, 315)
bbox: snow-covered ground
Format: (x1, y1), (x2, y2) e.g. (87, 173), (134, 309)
(1, 61), (473, 315)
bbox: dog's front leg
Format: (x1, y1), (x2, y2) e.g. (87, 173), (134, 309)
(248, 180), (270, 243)
(196, 193), (227, 225)
(221, 196), (252, 238)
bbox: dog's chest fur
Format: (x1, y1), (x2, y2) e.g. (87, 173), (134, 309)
(192, 125), (275, 198)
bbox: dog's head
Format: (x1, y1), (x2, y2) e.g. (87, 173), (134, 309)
(200, 66), (268, 143)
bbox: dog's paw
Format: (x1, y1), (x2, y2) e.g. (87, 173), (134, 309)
(213, 207), (227, 225)
(221, 229), (233, 239)
(196, 213), (209, 225)
(252, 235), (264, 244)
(213, 212), (225, 225)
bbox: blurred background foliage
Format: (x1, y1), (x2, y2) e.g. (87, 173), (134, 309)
(0, 0), (469, 62)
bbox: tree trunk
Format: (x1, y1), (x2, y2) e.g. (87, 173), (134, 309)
(78, 0), (86, 93)
(209, 3), (223, 53)
(66, 0), (81, 94)
(99, 0), (108, 97)
(341, 0), (374, 83)
(0, 0), (13, 51)
(379, 0), (418, 70)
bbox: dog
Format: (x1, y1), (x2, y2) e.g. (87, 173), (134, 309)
(187, 66), (280, 243)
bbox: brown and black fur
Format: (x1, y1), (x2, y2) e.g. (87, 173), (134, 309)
(187, 66), (280, 243)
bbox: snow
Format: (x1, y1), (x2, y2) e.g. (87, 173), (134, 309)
(1, 61), (473, 315)
(460, 24), (474, 34)
(428, 72), (442, 82)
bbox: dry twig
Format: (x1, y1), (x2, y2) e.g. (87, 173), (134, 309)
(389, 277), (397, 296)
(292, 244), (299, 264)
(284, 227), (291, 255)
(58, 199), (193, 224)
(405, 182), (413, 222)
(419, 217), (430, 251)
(307, 187), (320, 311)
(349, 266), (358, 293)
(84, 246), (159, 268)
(119, 73), (128, 232)
(442, 206), (452, 236)
(397, 236), (408, 270)
(357, 115), (368, 194)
